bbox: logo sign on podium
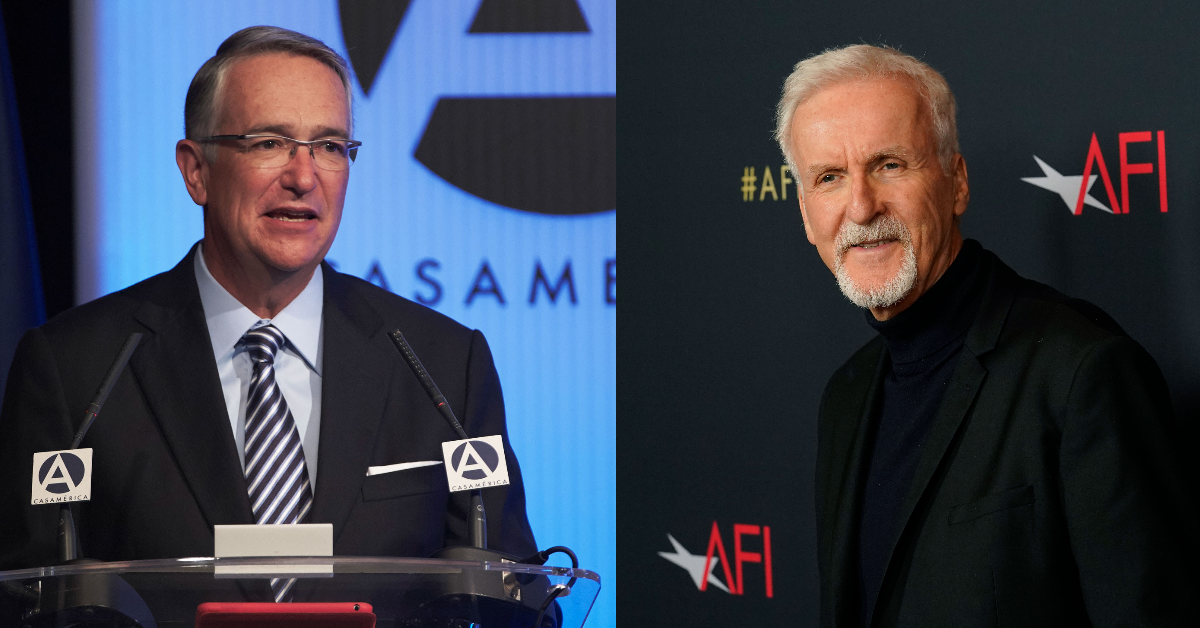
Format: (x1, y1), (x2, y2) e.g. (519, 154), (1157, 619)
(31, 449), (93, 504)
(441, 436), (510, 492)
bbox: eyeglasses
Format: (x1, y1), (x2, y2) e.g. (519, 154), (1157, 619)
(199, 134), (362, 171)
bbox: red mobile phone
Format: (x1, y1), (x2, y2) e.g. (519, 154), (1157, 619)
(195, 602), (376, 627)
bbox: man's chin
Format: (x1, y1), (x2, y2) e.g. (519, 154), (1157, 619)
(840, 266), (901, 290)
(256, 247), (326, 277)
(835, 265), (917, 310)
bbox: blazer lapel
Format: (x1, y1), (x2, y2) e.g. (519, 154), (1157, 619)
(826, 346), (888, 624)
(128, 250), (254, 528)
(308, 266), (396, 543)
(867, 251), (1020, 626)
(889, 352), (987, 542)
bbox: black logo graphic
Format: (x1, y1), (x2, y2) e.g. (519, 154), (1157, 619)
(338, 0), (413, 96)
(451, 440), (501, 480)
(337, 0), (613, 216)
(415, 96), (615, 215)
(38, 453), (85, 494)
(469, 0), (590, 33)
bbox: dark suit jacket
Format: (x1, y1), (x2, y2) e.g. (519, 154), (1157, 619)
(0, 248), (537, 570)
(816, 249), (1197, 627)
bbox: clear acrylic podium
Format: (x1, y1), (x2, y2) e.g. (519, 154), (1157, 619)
(0, 556), (600, 627)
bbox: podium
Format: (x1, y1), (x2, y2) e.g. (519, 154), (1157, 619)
(0, 556), (600, 627)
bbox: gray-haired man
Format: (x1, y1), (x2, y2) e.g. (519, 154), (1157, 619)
(0, 26), (537, 573)
(777, 44), (1196, 626)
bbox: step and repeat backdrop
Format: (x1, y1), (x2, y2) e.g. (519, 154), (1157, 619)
(620, 2), (1199, 625)
(73, 1), (614, 626)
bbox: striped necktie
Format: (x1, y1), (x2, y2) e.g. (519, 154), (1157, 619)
(242, 323), (313, 602)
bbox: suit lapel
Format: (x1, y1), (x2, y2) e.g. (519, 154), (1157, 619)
(827, 346), (888, 623)
(886, 351), (987, 550)
(128, 250), (254, 528)
(309, 266), (395, 542)
(868, 251), (1020, 625)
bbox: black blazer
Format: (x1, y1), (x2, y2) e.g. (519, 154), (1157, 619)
(815, 250), (1197, 627)
(0, 248), (537, 569)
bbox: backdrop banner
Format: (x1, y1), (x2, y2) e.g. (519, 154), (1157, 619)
(619, 2), (1199, 625)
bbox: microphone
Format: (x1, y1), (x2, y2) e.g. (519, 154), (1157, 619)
(388, 329), (566, 627)
(59, 332), (143, 563)
(387, 330), (468, 440)
(387, 330), (486, 549)
(20, 332), (157, 628)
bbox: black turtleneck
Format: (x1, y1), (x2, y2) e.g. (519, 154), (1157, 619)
(856, 239), (987, 627)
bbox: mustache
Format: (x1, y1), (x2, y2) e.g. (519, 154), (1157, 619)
(834, 214), (911, 257)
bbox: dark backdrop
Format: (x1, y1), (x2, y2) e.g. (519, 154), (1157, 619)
(618, 2), (1200, 625)
(2, 1), (73, 319)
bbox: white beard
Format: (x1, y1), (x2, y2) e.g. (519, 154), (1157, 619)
(832, 214), (918, 309)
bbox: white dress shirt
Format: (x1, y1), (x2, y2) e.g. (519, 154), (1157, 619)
(194, 245), (324, 488)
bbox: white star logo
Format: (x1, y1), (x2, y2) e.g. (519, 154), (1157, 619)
(1021, 155), (1113, 214)
(657, 533), (730, 592)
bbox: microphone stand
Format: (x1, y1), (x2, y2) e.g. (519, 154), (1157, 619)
(387, 331), (561, 626)
(23, 333), (157, 628)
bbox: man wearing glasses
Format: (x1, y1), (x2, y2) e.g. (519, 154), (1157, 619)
(0, 26), (537, 576)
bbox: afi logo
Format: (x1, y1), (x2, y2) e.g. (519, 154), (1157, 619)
(39, 452), (86, 494)
(658, 521), (774, 597)
(450, 439), (500, 480)
(1022, 131), (1167, 215)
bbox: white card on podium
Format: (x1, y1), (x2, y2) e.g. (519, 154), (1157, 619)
(213, 523), (333, 576)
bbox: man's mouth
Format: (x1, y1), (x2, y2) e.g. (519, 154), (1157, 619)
(852, 238), (898, 250)
(266, 208), (317, 223)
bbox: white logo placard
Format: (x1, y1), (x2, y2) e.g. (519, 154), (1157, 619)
(31, 448), (93, 504)
(441, 435), (510, 492)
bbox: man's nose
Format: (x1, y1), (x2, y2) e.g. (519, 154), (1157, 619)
(845, 174), (883, 225)
(280, 144), (319, 195)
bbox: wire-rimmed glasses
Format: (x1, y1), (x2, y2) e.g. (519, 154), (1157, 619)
(199, 134), (362, 171)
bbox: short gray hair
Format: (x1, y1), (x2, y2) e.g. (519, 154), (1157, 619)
(184, 25), (354, 147)
(775, 44), (958, 176)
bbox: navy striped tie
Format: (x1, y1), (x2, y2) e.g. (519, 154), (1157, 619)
(242, 323), (312, 602)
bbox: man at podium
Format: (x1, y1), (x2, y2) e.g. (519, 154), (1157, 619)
(0, 26), (536, 574)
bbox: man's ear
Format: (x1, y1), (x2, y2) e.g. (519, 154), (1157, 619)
(951, 152), (970, 217)
(176, 139), (209, 207)
(798, 191), (816, 244)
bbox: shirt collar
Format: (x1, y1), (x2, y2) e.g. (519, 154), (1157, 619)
(865, 238), (986, 368)
(194, 243), (324, 374)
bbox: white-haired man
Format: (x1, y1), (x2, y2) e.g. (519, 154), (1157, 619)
(777, 44), (1196, 627)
